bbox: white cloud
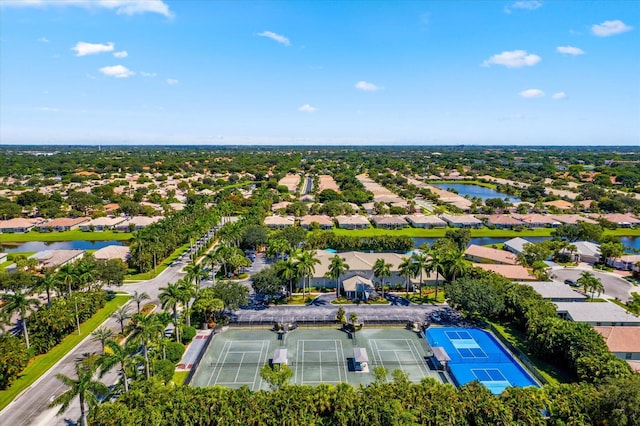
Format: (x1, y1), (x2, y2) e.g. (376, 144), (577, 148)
(355, 81), (381, 91)
(166, 78), (179, 85)
(552, 92), (567, 100)
(505, 1), (542, 13)
(519, 89), (545, 98)
(140, 71), (157, 77)
(34, 106), (59, 112)
(591, 20), (633, 37)
(483, 50), (541, 68)
(113, 50), (128, 58)
(72, 41), (114, 56)
(257, 31), (290, 46)
(99, 65), (134, 78)
(556, 46), (585, 55)
(1, 0), (173, 18)
(298, 104), (318, 113)
(37, 37), (49, 43)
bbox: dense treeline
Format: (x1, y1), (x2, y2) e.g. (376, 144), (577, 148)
(90, 374), (640, 425)
(446, 274), (632, 383)
(306, 232), (414, 252)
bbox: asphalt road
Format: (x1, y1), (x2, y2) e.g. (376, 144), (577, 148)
(551, 266), (635, 302)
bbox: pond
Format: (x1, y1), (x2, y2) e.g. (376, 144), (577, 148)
(0, 240), (126, 254)
(431, 183), (521, 203)
(412, 236), (640, 251)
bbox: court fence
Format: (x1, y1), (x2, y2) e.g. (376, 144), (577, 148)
(228, 317), (419, 329)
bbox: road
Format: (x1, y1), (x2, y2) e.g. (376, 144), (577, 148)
(551, 266), (635, 302)
(302, 176), (313, 195)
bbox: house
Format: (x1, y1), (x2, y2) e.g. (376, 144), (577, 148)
(405, 215), (447, 228)
(519, 281), (587, 302)
(317, 175), (340, 192)
(342, 275), (375, 301)
(544, 200), (574, 211)
(299, 215), (333, 230)
(563, 241), (601, 264)
(371, 215), (408, 229)
(30, 249), (84, 269)
(472, 263), (536, 281)
(278, 174), (300, 193)
(361, 202), (376, 214)
(116, 216), (163, 232)
(440, 214), (483, 228)
(550, 214), (598, 225)
(0, 218), (41, 233)
(37, 217), (90, 232)
(464, 245), (518, 265)
(103, 203), (120, 214)
(93, 245), (130, 262)
(335, 215), (370, 230)
(606, 254), (640, 272)
(555, 302), (640, 326)
(503, 237), (532, 256)
(485, 215), (525, 229)
(594, 327), (640, 363)
(600, 213), (640, 228)
(80, 216), (126, 231)
(511, 213), (561, 228)
(264, 216), (295, 229)
(271, 201), (291, 212)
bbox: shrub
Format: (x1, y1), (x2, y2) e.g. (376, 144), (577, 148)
(165, 341), (185, 363)
(181, 326), (196, 344)
(153, 359), (176, 383)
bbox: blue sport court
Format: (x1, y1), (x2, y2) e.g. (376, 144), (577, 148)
(425, 327), (539, 394)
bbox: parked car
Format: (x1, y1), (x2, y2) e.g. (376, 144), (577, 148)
(564, 279), (579, 287)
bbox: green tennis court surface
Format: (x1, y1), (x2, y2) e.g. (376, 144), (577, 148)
(190, 328), (442, 390)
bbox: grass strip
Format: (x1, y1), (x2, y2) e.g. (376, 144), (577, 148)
(0, 295), (130, 411)
(124, 242), (191, 281)
(172, 371), (190, 386)
(0, 230), (132, 243)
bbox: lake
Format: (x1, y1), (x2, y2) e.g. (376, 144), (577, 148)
(0, 240), (125, 254)
(431, 183), (521, 203)
(412, 236), (640, 251)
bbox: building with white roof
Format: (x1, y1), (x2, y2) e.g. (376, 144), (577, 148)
(555, 301), (640, 326)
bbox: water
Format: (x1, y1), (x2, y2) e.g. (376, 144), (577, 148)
(0, 240), (125, 254)
(413, 236), (640, 251)
(431, 183), (521, 203)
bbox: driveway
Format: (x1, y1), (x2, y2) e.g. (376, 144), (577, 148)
(551, 266), (635, 302)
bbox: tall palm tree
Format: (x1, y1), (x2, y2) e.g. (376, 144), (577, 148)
(398, 257), (418, 296)
(443, 250), (469, 283)
(177, 278), (197, 327)
(98, 340), (139, 393)
(75, 261), (96, 292)
(325, 255), (349, 298)
(131, 291), (150, 314)
(112, 305), (131, 335)
(91, 326), (113, 353)
(50, 355), (109, 426)
(56, 263), (81, 335)
(278, 259), (299, 301)
(1, 288), (40, 348)
(130, 314), (163, 379)
(295, 251), (320, 299)
(159, 282), (183, 342)
(203, 251), (218, 282)
(577, 271), (604, 299)
(411, 252), (428, 295)
(372, 258), (392, 298)
(185, 262), (208, 288)
(425, 249), (446, 302)
(37, 268), (59, 307)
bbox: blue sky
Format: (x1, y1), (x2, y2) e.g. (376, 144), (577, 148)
(0, 0), (638, 145)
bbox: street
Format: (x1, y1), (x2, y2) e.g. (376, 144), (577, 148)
(551, 266), (635, 302)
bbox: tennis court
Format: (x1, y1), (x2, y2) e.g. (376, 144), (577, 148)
(425, 327), (539, 394)
(190, 327), (441, 390)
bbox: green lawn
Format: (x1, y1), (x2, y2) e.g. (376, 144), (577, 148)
(172, 371), (190, 385)
(0, 229), (132, 243)
(330, 227), (640, 238)
(0, 295), (130, 411)
(125, 242), (191, 281)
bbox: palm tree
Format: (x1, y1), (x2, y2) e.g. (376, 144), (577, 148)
(112, 305), (131, 335)
(177, 278), (198, 327)
(159, 282), (183, 342)
(50, 355), (109, 426)
(91, 326), (113, 353)
(98, 340), (139, 393)
(411, 252), (428, 295)
(278, 259), (299, 301)
(203, 251), (218, 282)
(577, 271), (603, 299)
(325, 255), (350, 298)
(372, 258), (392, 298)
(130, 314), (163, 379)
(131, 291), (150, 314)
(295, 251), (320, 300)
(37, 268), (59, 307)
(425, 249), (446, 302)
(1, 288), (40, 348)
(185, 262), (208, 288)
(56, 263), (81, 335)
(398, 257), (417, 296)
(443, 250), (469, 282)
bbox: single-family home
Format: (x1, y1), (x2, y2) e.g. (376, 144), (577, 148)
(544, 200), (574, 211)
(116, 216), (163, 232)
(555, 302), (640, 326)
(485, 215), (525, 229)
(503, 237), (532, 256)
(606, 254), (640, 272)
(600, 213), (640, 228)
(271, 201), (291, 212)
(464, 245), (518, 265)
(80, 216), (126, 231)
(594, 327), (640, 363)
(440, 214), (483, 228)
(93, 245), (130, 262)
(31, 249), (85, 269)
(38, 217), (90, 232)
(405, 215), (447, 228)
(0, 218), (41, 233)
(563, 241), (601, 265)
(335, 215), (370, 230)
(371, 215), (408, 229)
(550, 214), (598, 225)
(472, 263), (536, 281)
(519, 281), (587, 302)
(511, 213), (561, 228)
(264, 216), (295, 229)
(299, 215), (334, 230)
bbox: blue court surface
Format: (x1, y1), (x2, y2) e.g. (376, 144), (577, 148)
(426, 327), (539, 394)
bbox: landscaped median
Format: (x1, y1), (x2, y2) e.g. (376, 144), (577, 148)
(125, 242), (191, 281)
(0, 229), (132, 243)
(0, 295), (130, 411)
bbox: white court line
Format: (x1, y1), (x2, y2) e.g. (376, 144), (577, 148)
(233, 353), (246, 383)
(408, 338), (430, 377)
(251, 340), (268, 391)
(209, 340), (232, 386)
(338, 340), (348, 383)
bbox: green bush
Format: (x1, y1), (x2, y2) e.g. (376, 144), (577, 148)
(165, 341), (185, 363)
(181, 326), (196, 344)
(153, 359), (176, 383)
(0, 334), (30, 389)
